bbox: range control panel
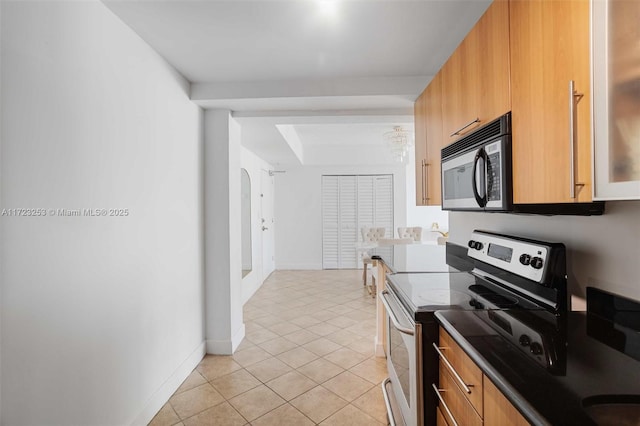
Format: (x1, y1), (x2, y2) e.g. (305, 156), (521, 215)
(467, 231), (551, 283)
(485, 310), (549, 369)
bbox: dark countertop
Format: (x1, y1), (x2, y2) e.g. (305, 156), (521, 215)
(370, 242), (472, 273)
(435, 306), (640, 426)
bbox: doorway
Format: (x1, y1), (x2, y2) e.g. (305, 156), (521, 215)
(261, 169), (275, 280)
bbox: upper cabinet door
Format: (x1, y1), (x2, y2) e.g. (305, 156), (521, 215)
(425, 73), (444, 206)
(467, 0), (511, 125)
(593, 0), (640, 200)
(441, 0), (511, 143)
(510, 0), (592, 204)
(414, 89), (428, 206)
(415, 74), (444, 206)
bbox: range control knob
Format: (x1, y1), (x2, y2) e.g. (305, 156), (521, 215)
(530, 342), (543, 355)
(468, 299), (484, 309)
(530, 257), (544, 269)
(519, 254), (531, 265)
(468, 240), (476, 248)
(475, 242), (484, 250)
(519, 335), (531, 347)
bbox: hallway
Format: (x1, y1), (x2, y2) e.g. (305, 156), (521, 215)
(149, 270), (388, 425)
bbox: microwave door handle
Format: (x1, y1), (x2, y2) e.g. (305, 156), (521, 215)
(472, 148), (488, 208)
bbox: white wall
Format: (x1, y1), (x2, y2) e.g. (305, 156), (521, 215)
(1, 2), (204, 425)
(240, 147), (274, 303)
(0, 2), (3, 419)
(449, 200), (640, 305)
(203, 111), (244, 355)
(275, 164), (407, 269)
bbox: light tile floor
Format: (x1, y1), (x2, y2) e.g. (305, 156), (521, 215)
(149, 270), (389, 426)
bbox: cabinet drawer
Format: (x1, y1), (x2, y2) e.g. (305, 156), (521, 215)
(435, 366), (483, 426)
(437, 328), (484, 415)
(436, 406), (449, 426)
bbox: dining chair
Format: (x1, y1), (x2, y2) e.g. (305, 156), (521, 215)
(397, 226), (423, 242)
(360, 227), (385, 288)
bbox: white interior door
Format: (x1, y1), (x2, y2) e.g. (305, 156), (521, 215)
(261, 170), (275, 279)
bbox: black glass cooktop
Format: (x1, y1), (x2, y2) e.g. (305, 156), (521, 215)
(435, 287), (640, 426)
(386, 271), (545, 321)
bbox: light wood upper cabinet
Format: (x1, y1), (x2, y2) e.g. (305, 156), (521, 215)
(442, 0), (511, 141)
(510, 0), (592, 203)
(415, 73), (444, 206)
(425, 73), (444, 206)
(414, 88), (428, 206)
(417, 1), (509, 206)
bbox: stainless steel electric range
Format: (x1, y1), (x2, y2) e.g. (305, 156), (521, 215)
(380, 230), (567, 426)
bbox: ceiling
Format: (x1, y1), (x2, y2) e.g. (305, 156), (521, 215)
(104, 0), (491, 167)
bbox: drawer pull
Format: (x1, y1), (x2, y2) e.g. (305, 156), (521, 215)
(432, 383), (460, 426)
(433, 343), (473, 394)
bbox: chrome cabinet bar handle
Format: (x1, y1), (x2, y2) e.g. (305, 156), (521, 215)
(424, 161), (429, 203)
(421, 160), (426, 204)
(432, 383), (459, 426)
(432, 343), (473, 394)
(568, 80), (585, 199)
(380, 290), (415, 335)
(450, 118), (480, 137)
(381, 378), (397, 426)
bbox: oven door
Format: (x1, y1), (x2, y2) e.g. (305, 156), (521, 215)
(441, 146), (486, 210)
(381, 287), (423, 426)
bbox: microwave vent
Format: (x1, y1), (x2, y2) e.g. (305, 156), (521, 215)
(441, 113), (511, 159)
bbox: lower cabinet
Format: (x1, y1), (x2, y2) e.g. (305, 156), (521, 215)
(437, 327), (530, 425)
(375, 262), (393, 357)
(438, 365), (483, 426)
(484, 379), (530, 426)
(436, 407), (449, 426)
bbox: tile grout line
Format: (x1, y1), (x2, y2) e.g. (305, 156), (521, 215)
(155, 270), (383, 426)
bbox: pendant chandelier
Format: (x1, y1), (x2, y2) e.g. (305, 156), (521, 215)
(384, 126), (414, 162)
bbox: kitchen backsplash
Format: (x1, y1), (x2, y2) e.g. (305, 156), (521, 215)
(449, 200), (640, 304)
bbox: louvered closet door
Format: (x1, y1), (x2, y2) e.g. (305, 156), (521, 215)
(338, 176), (358, 268)
(374, 175), (394, 237)
(357, 176), (375, 230)
(371, 175), (394, 264)
(322, 176), (339, 269)
(323, 175), (394, 269)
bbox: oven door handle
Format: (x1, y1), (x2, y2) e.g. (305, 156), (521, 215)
(381, 378), (397, 426)
(472, 147), (488, 208)
(380, 290), (415, 336)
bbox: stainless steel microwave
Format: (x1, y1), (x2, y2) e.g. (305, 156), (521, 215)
(441, 113), (512, 211)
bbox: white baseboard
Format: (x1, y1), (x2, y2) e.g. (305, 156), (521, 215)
(130, 341), (206, 426)
(275, 263), (322, 270)
(375, 342), (386, 358)
(232, 324), (246, 352)
(206, 323), (246, 355)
